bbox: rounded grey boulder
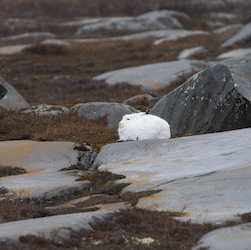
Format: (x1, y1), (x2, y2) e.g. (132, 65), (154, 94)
(70, 102), (139, 127)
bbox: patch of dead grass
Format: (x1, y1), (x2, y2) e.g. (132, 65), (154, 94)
(0, 166), (27, 177)
(0, 110), (118, 145)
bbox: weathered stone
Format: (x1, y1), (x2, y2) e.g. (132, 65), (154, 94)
(0, 76), (29, 110)
(153, 30), (209, 45)
(94, 60), (209, 90)
(221, 21), (251, 47)
(213, 24), (243, 34)
(71, 29), (191, 43)
(178, 46), (208, 60)
(0, 140), (89, 198)
(75, 143), (98, 167)
(150, 57), (251, 137)
(0, 32), (56, 41)
(123, 94), (160, 106)
(136, 10), (184, 29)
(193, 223), (251, 250)
(209, 12), (237, 20)
(217, 48), (251, 60)
(41, 39), (71, 46)
(93, 127), (251, 223)
(23, 104), (69, 115)
(75, 10), (185, 35)
(206, 21), (225, 29)
(0, 44), (33, 56)
(70, 102), (139, 127)
(0, 211), (110, 243)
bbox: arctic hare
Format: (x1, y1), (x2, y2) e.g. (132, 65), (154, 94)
(118, 112), (171, 141)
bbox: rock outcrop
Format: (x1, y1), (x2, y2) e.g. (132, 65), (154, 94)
(0, 76), (29, 110)
(150, 57), (251, 137)
(221, 21), (251, 48)
(94, 60), (209, 90)
(70, 102), (139, 127)
(93, 127), (251, 224)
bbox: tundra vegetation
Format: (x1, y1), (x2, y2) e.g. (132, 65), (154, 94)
(1, 0), (251, 249)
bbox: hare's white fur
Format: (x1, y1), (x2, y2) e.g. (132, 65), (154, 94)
(118, 112), (171, 141)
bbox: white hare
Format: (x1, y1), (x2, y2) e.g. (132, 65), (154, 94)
(118, 112), (171, 141)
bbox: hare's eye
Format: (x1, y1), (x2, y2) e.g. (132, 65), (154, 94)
(127, 118), (130, 120)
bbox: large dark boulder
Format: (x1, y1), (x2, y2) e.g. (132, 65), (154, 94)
(150, 57), (251, 137)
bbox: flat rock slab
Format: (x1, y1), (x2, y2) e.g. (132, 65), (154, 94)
(193, 223), (251, 250)
(221, 21), (251, 47)
(0, 32), (56, 42)
(0, 211), (110, 243)
(70, 29), (201, 43)
(93, 127), (251, 223)
(217, 48), (251, 60)
(0, 44), (33, 56)
(153, 30), (209, 45)
(0, 140), (89, 198)
(93, 59), (209, 90)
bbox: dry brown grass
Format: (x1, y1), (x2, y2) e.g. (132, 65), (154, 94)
(0, 0), (251, 20)
(0, 110), (118, 145)
(9, 208), (237, 250)
(0, 166), (27, 177)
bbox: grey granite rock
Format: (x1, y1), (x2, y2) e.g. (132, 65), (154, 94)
(70, 102), (139, 128)
(217, 48), (251, 60)
(221, 21), (251, 48)
(0, 211), (110, 243)
(0, 76), (29, 110)
(94, 60), (209, 90)
(23, 104), (69, 115)
(41, 39), (71, 46)
(0, 140), (89, 198)
(0, 32), (56, 41)
(213, 24), (243, 34)
(153, 30), (209, 45)
(178, 46), (208, 59)
(123, 94), (160, 106)
(93, 127), (251, 223)
(0, 44), (33, 56)
(206, 21), (225, 29)
(75, 10), (185, 35)
(75, 18), (145, 34)
(71, 29), (190, 43)
(136, 10), (184, 30)
(150, 57), (251, 137)
(193, 223), (251, 250)
(209, 12), (237, 20)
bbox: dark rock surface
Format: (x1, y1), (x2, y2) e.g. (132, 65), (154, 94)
(0, 84), (7, 100)
(70, 102), (139, 127)
(150, 57), (251, 137)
